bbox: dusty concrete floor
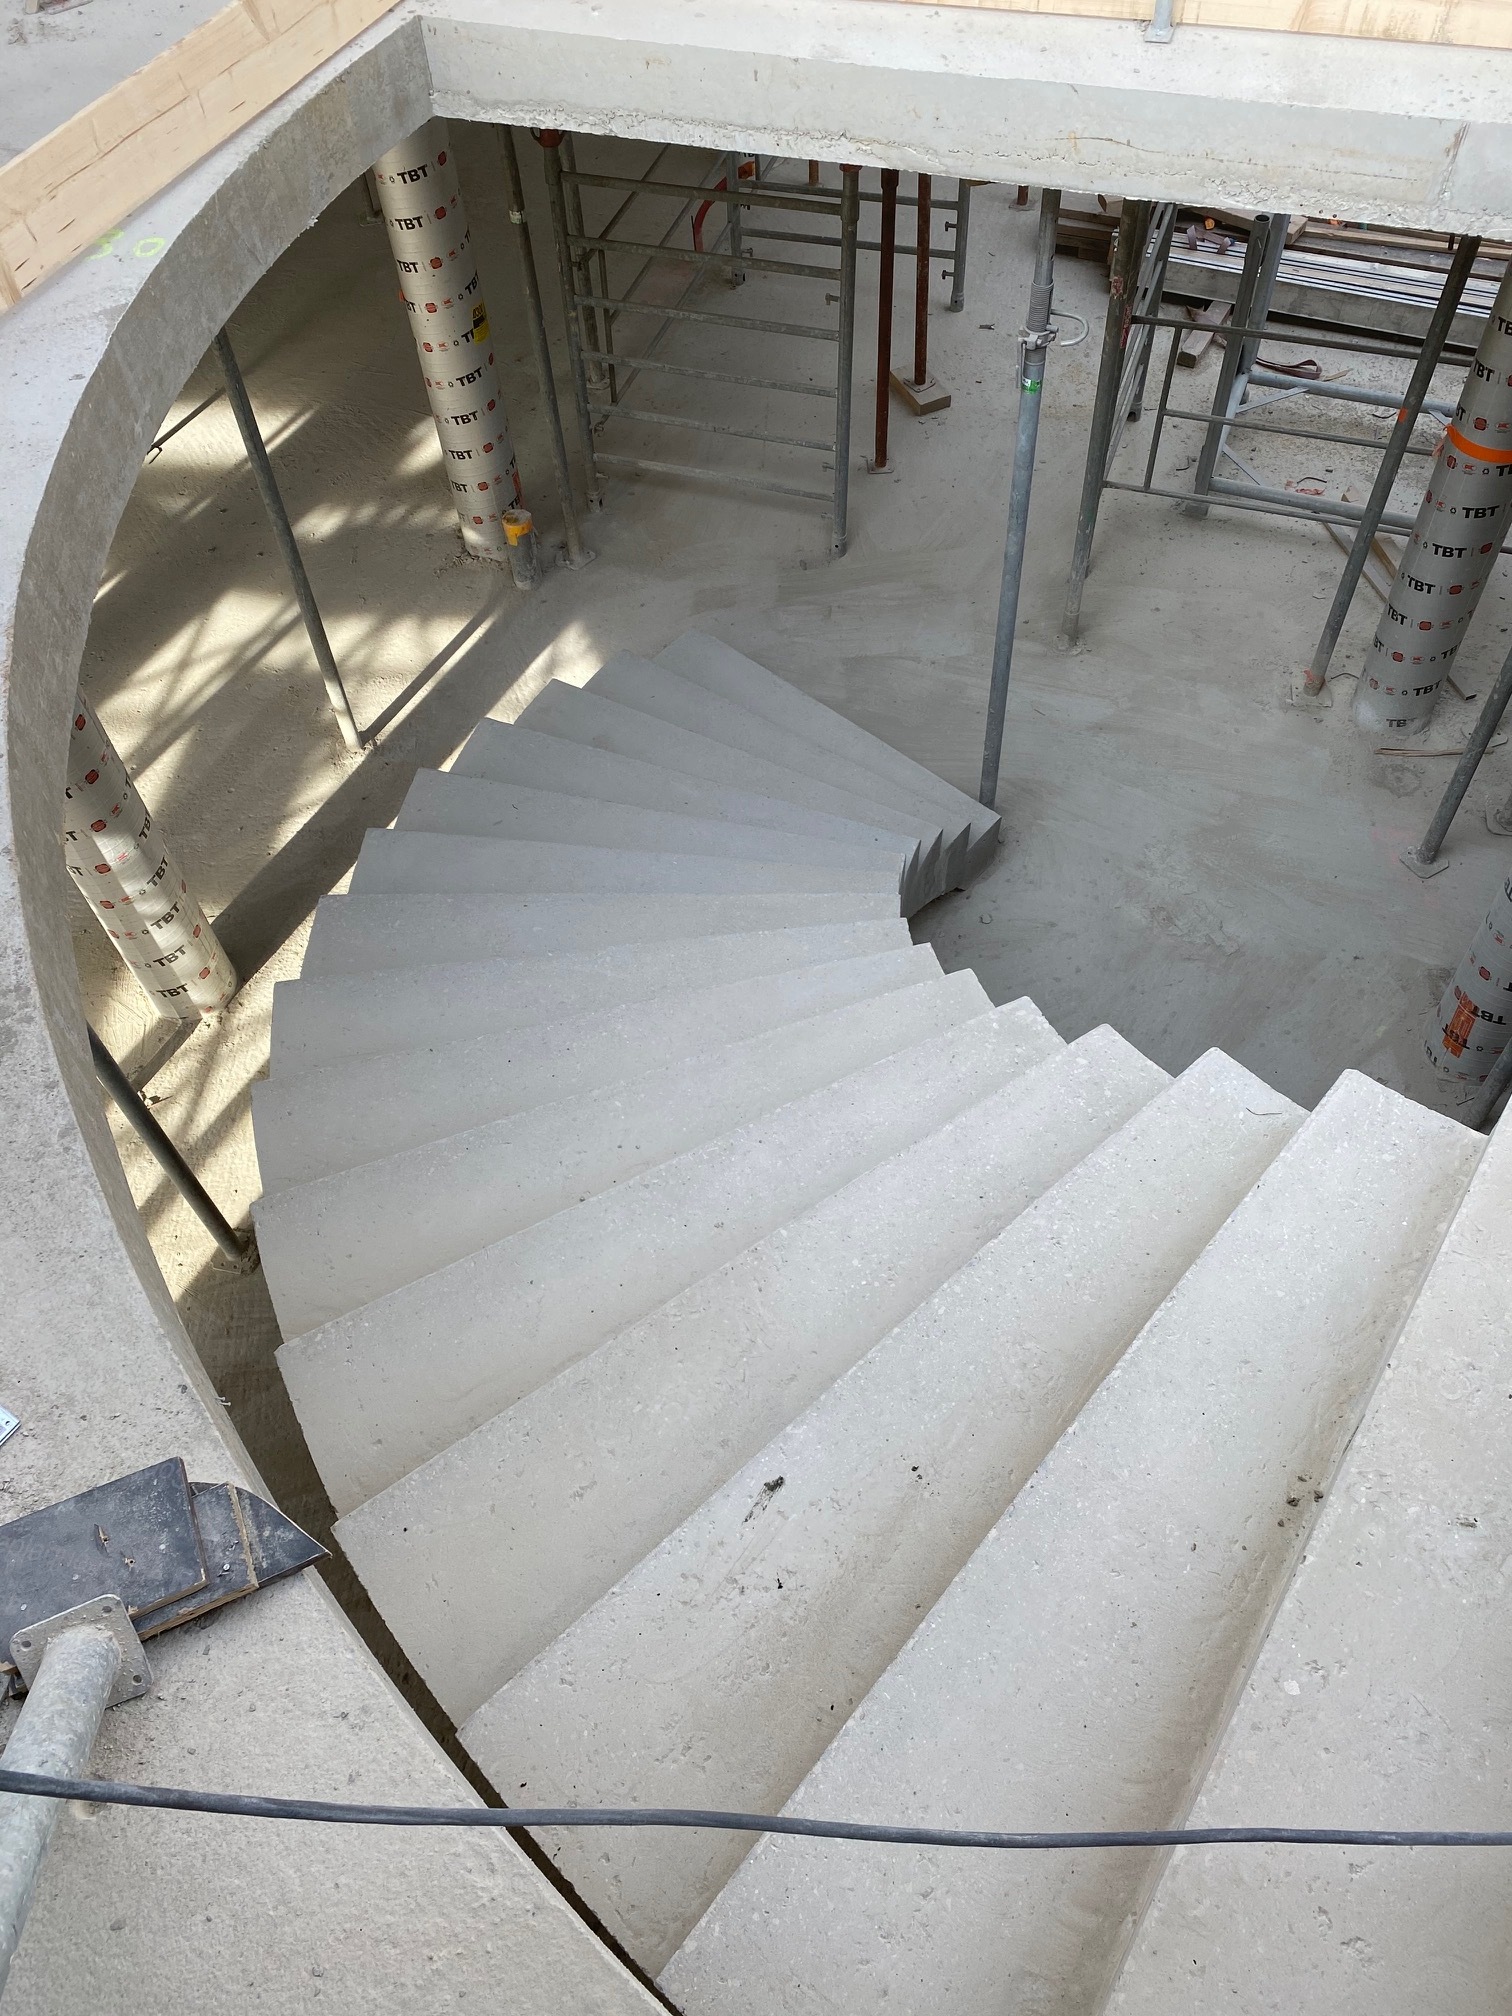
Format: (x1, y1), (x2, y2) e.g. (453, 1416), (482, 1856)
(67, 133), (1512, 1706)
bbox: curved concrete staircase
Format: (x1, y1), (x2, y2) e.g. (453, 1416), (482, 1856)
(251, 632), (1509, 2013)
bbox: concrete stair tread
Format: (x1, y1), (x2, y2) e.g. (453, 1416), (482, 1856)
(269, 929), (925, 1074)
(299, 888), (900, 980)
(341, 1021), (1148, 1725)
(1106, 1114), (1512, 2016)
(255, 970), (974, 1340)
(658, 630), (999, 874)
(452, 718), (926, 901)
(252, 945), (927, 1193)
(348, 827), (900, 901)
(278, 995), (1052, 1516)
(461, 1049), (1301, 1969)
(583, 652), (977, 890)
(519, 676), (949, 899)
(658, 1072), (1480, 2015)
(392, 770), (909, 895)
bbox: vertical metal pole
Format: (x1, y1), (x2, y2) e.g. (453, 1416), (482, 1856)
(980, 189), (1061, 809)
(0, 1628), (122, 1993)
(559, 133), (605, 385)
(89, 1026), (256, 1265)
(872, 169), (900, 472)
(212, 331), (363, 752)
(1466, 1029), (1512, 1128)
(496, 127), (591, 568)
(1101, 200), (1154, 465)
(1127, 205), (1178, 422)
(948, 179), (973, 312)
(1058, 198), (1145, 645)
(1301, 234), (1481, 699)
(1186, 214), (1282, 516)
(1401, 639), (1512, 874)
(539, 132), (603, 509)
(726, 153), (747, 286)
(833, 167), (861, 558)
(913, 174), (931, 386)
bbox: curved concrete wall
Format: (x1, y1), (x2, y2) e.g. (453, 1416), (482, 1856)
(0, 19), (663, 2012)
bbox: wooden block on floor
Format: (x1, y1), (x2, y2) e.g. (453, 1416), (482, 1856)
(889, 370), (952, 415)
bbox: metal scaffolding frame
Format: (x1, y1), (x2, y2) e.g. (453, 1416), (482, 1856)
(540, 141), (863, 555)
(1059, 204), (1486, 645)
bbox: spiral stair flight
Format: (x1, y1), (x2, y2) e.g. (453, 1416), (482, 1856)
(251, 630), (1510, 2013)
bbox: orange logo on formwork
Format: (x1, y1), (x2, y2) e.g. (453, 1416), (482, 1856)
(1443, 989), (1479, 1058)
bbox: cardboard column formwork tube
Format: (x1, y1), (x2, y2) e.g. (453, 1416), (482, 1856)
(1426, 870), (1512, 1083)
(1354, 262), (1512, 737)
(63, 694), (237, 1021)
(372, 120), (523, 563)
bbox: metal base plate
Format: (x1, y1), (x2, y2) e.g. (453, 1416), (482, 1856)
(1400, 845), (1450, 879)
(10, 1595), (151, 1707)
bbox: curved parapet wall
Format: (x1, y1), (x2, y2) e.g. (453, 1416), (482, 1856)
(0, 19), (666, 2014)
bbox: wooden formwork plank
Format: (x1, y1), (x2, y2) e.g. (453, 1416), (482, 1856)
(0, 0), (398, 312)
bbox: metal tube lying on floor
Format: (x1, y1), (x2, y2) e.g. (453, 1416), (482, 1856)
(0, 1624), (123, 1993)
(372, 119), (524, 563)
(980, 189), (1061, 808)
(212, 331), (364, 750)
(64, 692), (236, 1020)
(1300, 232), (1478, 699)
(1354, 258), (1512, 738)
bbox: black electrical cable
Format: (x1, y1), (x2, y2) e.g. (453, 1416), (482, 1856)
(2, 1768), (1510, 1849)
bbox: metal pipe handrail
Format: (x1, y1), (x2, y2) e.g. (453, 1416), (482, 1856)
(563, 168), (842, 217)
(212, 331), (363, 753)
(739, 226), (956, 261)
(567, 233), (840, 285)
(588, 401), (833, 454)
(595, 452), (830, 502)
(1103, 475), (1418, 534)
(580, 347), (835, 397)
(89, 1027), (256, 1268)
(1248, 367), (1454, 418)
(573, 289), (839, 342)
(1132, 312), (1430, 363)
(753, 176), (964, 213)
(1157, 403), (1436, 456)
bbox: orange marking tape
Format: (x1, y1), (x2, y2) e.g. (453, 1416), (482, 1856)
(1445, 421), (1512, 464)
